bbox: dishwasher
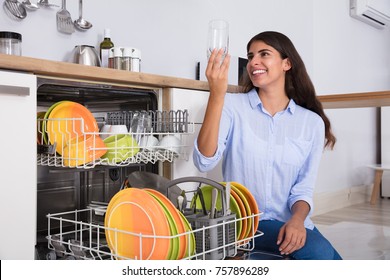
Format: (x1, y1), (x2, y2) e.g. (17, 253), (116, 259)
(35, 77), (262, 260)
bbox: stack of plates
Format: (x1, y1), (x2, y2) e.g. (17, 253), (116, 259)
(39, 100), (106, 166)
(193, 182), (259, 241)
(104, 188), (195, 260)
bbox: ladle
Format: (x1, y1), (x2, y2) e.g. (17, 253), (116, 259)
(74, 0), (92, 30)
(22, 0), (39, 10)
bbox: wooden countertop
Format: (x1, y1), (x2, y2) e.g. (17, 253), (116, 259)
(0, 53), (237, 92)
(1, 54), (389, 109)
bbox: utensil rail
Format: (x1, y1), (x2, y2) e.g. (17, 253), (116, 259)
(46, 207), (263, 260)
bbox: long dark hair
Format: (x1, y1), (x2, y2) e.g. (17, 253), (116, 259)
(241, 31), (336, 149)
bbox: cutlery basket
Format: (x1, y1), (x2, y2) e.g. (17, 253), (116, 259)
(185, 212), (236, 260)
(165, 176), (237, 260)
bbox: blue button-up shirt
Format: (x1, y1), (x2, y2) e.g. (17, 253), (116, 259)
(193, 89), (325, 229)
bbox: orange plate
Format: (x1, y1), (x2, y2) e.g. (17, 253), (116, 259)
(105, 188), (171, 260)
(145, 189), (187, 260)
(231, 182), (259, 238)
(63, 134), (107, 167)
(230, 185), (252, 239)
(47, 101), (99, 155)
(230, 188), (247, 240)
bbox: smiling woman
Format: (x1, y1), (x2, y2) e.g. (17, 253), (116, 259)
(193, 31), (341, 260)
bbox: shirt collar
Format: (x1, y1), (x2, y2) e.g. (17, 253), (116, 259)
(247, 88), (296, 115)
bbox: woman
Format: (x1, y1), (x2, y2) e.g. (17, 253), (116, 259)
(193, 31), (342, 260)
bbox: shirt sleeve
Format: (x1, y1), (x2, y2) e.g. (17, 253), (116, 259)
(287, 117), (325, 216)
(192, 94), (233, 173)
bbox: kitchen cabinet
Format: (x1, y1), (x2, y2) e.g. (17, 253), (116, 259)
(169, 88), (223, 183)
(0, 70), (37, 259)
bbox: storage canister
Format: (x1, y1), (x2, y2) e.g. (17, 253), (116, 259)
(121, 47), (132, 71)
(131, 48), (141, 72)
(0, 32), (22, 56)
(112, 47), (122, 70)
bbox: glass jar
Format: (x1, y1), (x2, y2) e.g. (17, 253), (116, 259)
(0, 32), (22, 56)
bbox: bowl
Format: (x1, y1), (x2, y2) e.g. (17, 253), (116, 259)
(99, 124), (111, 140)
(157, 135), (181, 155)
(100, 124), (128, 140)
(109, 124), (128, 134)
(63, 134), (107, 167)
(101, 134), (139, 163)
(139, 135), (159, 151)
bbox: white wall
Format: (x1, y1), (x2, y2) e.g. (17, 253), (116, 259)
(1, 0), (390, 208)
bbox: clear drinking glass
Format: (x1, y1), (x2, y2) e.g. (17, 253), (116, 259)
(207, 19), (229, 60)
(130, 111), (152, 144)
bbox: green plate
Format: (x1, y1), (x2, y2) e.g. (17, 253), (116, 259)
(191, 185), (242, 238)
(147, 192), (179, 260)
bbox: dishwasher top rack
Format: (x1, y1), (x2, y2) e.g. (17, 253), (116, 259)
(36, 109), (194, 169)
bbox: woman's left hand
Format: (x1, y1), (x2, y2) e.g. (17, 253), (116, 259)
(277, 217), (307, 255)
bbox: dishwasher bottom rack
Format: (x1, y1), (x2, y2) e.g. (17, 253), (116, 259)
(46, 207), (263, 260)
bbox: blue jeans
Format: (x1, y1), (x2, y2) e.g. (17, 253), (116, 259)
(254, 220), (342, 260)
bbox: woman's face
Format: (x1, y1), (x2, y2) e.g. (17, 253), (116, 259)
(246, 40), (291, 91)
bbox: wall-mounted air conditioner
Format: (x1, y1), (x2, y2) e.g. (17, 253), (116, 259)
(350, 0), (390, 29)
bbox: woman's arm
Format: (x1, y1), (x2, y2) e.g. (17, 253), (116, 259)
(277, 200), (310, 255)
(197, 49), (230, 157)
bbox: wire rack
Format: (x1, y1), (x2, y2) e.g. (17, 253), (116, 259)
(37, 110), (194, 169)
(46, 206), (262, 260)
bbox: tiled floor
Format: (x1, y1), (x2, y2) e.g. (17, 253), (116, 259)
(312, 198), (390, 260)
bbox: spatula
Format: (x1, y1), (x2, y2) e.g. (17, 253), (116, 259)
(56, 0), (74, 34)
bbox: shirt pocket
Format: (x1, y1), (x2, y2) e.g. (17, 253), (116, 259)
(282, 137), (311, 167)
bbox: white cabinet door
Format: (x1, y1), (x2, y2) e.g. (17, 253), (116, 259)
(0, 70), (37, 259)
(169, 88), (223, 183)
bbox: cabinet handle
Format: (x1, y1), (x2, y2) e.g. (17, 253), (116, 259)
(0, 84), (30, 96)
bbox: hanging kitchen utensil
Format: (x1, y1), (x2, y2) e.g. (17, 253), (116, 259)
(56, 0), (74, 34)
(74, 0), (92, 30)
(22, 0), (39, 10)
(37, 0), (58, 7)
(4, 0), (27, 19)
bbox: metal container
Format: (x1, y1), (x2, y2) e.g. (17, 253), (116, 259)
(130, 48), (141, 72)
(111, 47), (122, 70)
(68, 45), (101, 67)
(121, 47), (132, 71)
(0, 32), (22, 56)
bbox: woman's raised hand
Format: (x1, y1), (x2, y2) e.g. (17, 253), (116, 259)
(205, 48), (231, 97)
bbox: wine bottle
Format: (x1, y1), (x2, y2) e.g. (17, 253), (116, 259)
(100, 28), (114, 68)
